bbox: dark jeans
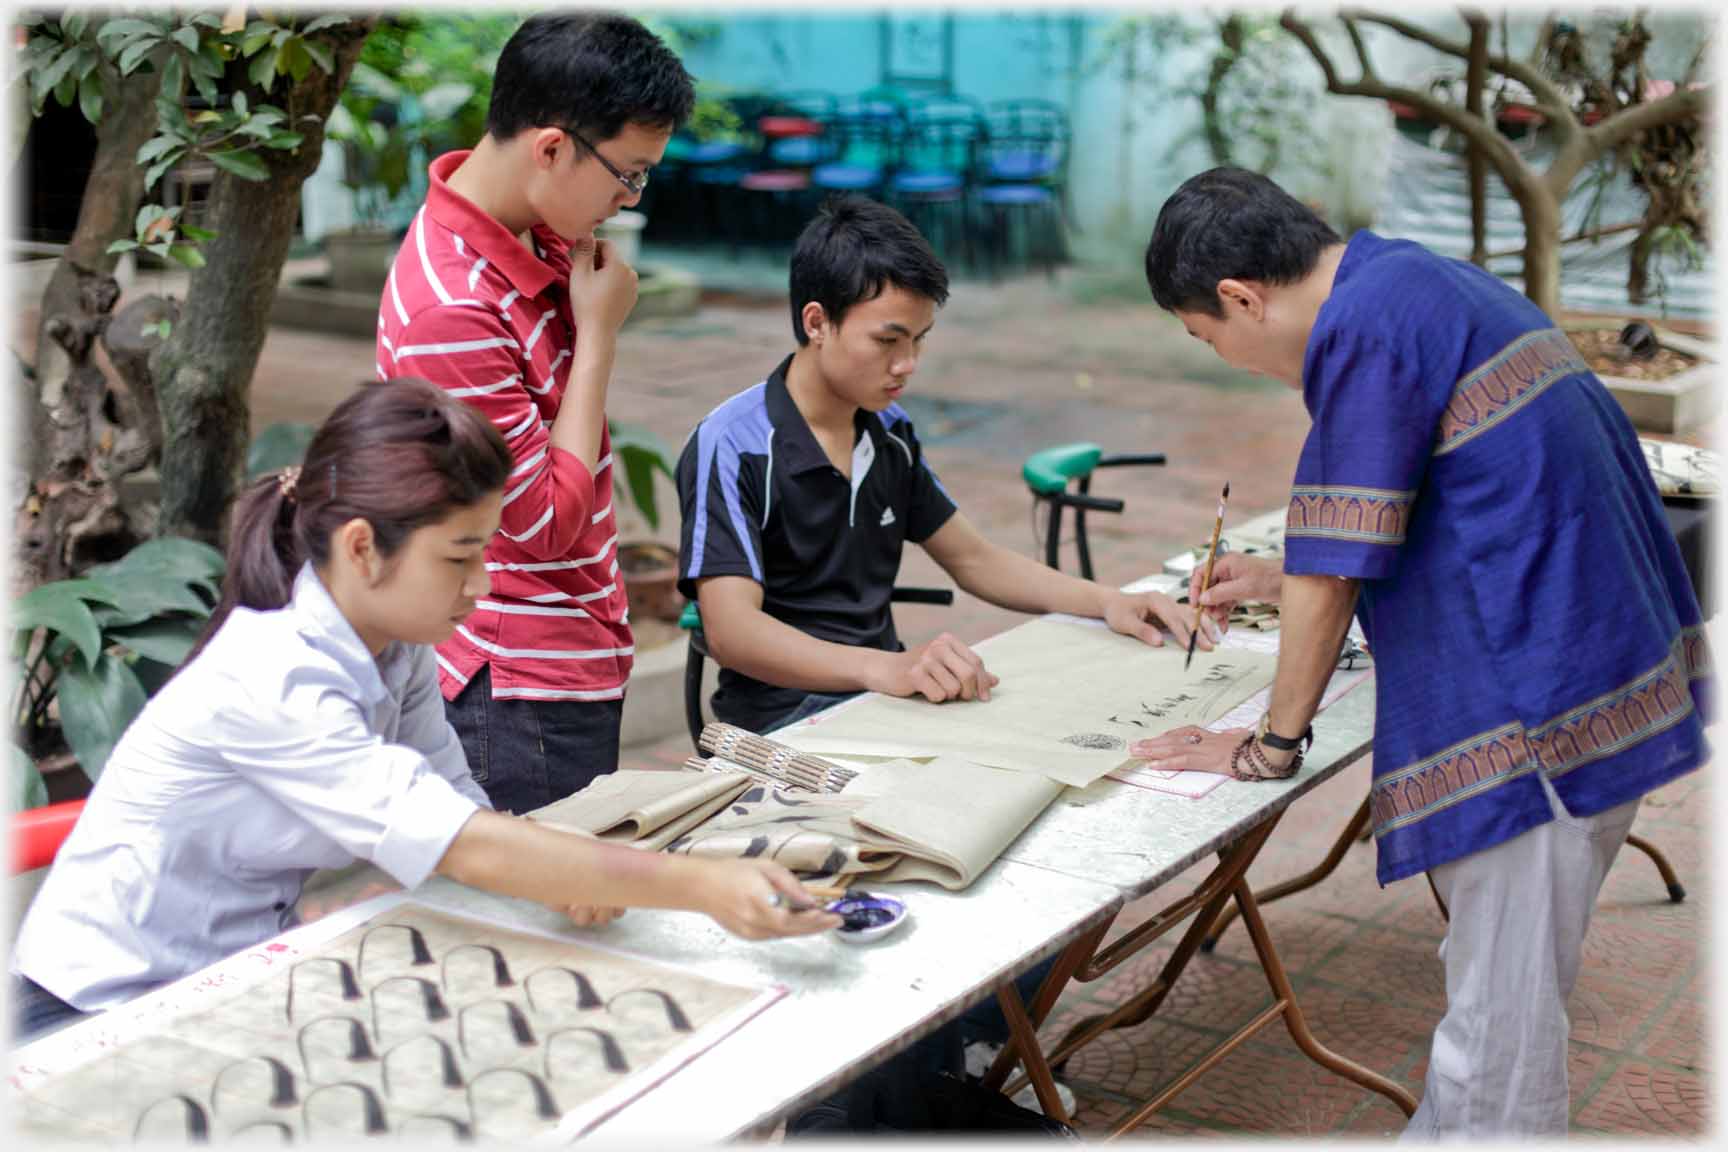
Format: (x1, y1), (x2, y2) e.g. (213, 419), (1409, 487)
(444, 665), (623, 814)
(12, 974), (88, 1044)
(761, 690), (863, 735)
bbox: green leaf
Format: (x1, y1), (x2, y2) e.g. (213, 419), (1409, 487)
(107, 239), (140, 254)
(117, 37), (159, 75)
(77, 69), (104, 124)
(107, 618), (204, 666)
(264, 131), (304, 150)
(53, 63), (81, 108)
(145, 241), (172, 259)
(301, 38), (334, 75)
(209, 149), (271, 181)
(62, 11), (88, 42)
(609, 423), (674, 534)
(96, 17), (163, 46)
(418, 82), (475, 122)
(166, 244), (206, 270)
(232, 90), (248, 119)
(191, 69), (218, 107)
(161, 51), (183, 95)
(93, 537), (225, 593)
(180, 224), (218, 242)
(9, 744), (50, 814)
(144, 152), (184, 193)
(56, 652), (147, 782)
(10, 580), (120, 668)
(280, 37), (312, 83)
(246, 421), (318, 479)
(248, 45), (280, 88)
(39, 46), (82, 104)
(241, 30), (272, 57)
(136, 134), (180, 165)
(171, 26), (199, 54)
(301, 14), (351, 34)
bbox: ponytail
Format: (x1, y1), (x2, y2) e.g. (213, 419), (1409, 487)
(185, 378), (513, 665)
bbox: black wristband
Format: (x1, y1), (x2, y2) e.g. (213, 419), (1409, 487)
(1258, 723), (1312, 752)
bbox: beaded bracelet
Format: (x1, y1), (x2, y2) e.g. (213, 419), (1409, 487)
(1228, 734), (1303, 782)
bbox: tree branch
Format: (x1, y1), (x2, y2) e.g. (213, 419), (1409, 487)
(1341, 15), (1374, 79)
(1340, 7), (1575, 124)
(1585, 84), (1710, 155)
(1281, 12), (1530, 189)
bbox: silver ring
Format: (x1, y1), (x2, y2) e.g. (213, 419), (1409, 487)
(1185, 733), (1203, 745)
(765, 893), (785, 909)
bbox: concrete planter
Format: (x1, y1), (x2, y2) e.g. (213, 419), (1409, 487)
(323, 229), (398, 296)
(1570, 323), (1719, 435)
(269, 263), (700, 338)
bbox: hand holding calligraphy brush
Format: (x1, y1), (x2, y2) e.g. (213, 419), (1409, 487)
(1186, 481), (1230, 672)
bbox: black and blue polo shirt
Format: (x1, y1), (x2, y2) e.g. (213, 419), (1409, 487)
(676, 355), (959, 732)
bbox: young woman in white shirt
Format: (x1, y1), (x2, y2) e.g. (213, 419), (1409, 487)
(12, 378), (838, 1041)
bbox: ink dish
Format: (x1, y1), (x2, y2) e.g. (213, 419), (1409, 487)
(827, 893), (909, 944)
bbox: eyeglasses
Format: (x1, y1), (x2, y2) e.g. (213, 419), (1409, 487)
(563, 127), (649, 196)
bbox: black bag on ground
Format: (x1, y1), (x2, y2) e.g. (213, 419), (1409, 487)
(787, 1070), (1077, 1137)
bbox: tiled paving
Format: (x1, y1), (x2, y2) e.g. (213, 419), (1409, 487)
(233, 261), (1710, 1136)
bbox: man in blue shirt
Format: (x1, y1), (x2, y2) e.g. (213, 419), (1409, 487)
(1131, 168), (1708, 1138)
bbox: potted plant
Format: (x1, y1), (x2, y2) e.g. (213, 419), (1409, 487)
(608, 421), (684, 624)
(320, 16), (506, 294)
(10, 538), (224, 809)
(323, 63), (476, 294)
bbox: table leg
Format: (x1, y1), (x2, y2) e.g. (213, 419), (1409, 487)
(995, 982), (1069, 1123)
(991, 811), (1415, 1133)
(1231, 868), (1419, 1119)
(1625, 833), (1686, 902)
(979, 919), (1112, 1094)
(1202, 795), (1371, 952)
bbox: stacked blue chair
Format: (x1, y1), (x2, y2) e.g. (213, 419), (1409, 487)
(979, 99), (1071, 279)
(889, 103), (987, 268)
(812, 95), (906, 199)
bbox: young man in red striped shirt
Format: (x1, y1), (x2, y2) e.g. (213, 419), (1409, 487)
(377, 14), (693, 813)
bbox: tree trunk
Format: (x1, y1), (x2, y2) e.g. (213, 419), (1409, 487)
(1200, 16), (1246, 167)
(153, 22), (373, 546)
(1627, 222), (1653, 306)
(1517, 188), (1565, 319)
(30, 63), (160, 391)
(17, 64), (160, 549)
(11, 273), (166, 588)
(1464, 17), (1489, 267)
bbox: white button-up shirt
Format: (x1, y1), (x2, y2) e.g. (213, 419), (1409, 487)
(13, 565), (489, 1011)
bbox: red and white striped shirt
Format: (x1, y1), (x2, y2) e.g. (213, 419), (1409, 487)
(377, 150), (633, 704)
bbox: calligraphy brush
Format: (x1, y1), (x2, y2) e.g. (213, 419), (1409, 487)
(1186, 480), (1231, 671)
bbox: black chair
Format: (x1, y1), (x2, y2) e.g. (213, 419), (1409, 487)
(681, 587), (955, 751)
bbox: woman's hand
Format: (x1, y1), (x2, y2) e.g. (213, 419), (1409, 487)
(692, 858), (843, 939)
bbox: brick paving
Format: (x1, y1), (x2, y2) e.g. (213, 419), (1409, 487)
(233, 263), (1712, 1137)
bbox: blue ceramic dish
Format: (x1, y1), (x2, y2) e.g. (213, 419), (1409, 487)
(826, 893), (909, 944)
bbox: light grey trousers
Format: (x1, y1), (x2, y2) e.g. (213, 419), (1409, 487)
(1403, 774), (1639, 1140)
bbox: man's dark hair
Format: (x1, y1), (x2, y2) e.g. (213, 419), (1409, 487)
(1144, 167), (1341, 316)
(487, 13), (694, 141)
(789, 197), (950, 344)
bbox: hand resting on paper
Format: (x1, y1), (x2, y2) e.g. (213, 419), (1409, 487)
(866, 631), (1001, 703)
(1129, 724), (1252, 774)
(1190, 553), (1285, 632)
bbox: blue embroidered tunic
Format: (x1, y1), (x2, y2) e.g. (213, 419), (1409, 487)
(1283, 232), (1710, 885)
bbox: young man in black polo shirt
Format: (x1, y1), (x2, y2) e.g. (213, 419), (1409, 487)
(677, 196), (1212, 736)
